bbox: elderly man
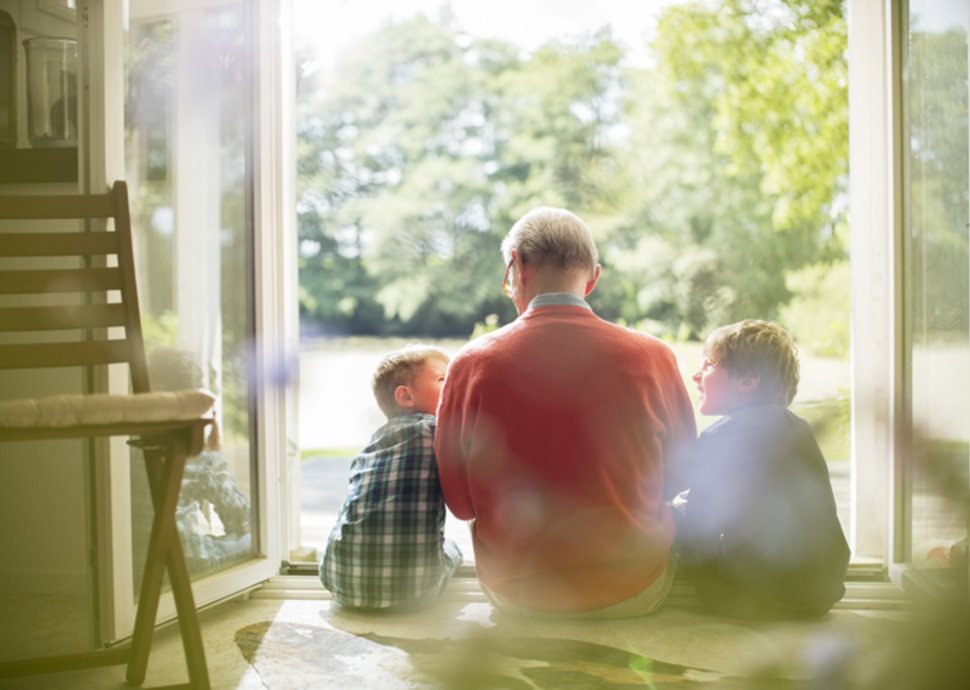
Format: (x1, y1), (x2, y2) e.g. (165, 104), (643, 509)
(435, 207), (696, 617)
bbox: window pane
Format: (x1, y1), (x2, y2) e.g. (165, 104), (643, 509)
(904, 0), (970, 562)
(125, 0), (257, 586)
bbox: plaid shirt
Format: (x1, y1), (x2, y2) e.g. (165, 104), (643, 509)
(320, 413), (461, 609)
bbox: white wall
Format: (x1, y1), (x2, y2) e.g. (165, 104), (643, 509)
(0, 0), (89, 597)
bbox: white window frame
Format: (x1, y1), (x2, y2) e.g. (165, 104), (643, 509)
(848, 0), (969, 590)
(847, 0), (902, 572)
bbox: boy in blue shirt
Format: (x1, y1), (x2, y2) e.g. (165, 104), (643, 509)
(676, 320), (849, 619)
(321, 344), (462, 611)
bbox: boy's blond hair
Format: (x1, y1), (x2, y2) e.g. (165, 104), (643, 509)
(372, 344), (450, 417)
(704, 319), (800, 406)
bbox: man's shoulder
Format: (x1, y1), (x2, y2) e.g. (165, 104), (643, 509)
(451, 314), (676, 363)
(586, 317), (671, 347)
(449, 322), (519, 365)
(596, 322), (683, 371)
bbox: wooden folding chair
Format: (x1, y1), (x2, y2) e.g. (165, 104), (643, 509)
(0, 181), (212, 689)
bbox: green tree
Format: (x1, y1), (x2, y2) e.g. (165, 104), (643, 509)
(597, 0), (848, 342)
(297, 15), (627, 336)
(295, 2), (850, 348)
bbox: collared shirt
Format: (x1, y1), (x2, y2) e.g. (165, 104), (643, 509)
(528, 292), (593, 311)
(320, 413), (461, 609)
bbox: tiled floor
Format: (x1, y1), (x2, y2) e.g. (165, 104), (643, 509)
(0, 580), (917, 690)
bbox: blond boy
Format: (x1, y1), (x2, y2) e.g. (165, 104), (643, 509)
(320, 344), (462, 610)
(677, 320), (849, 619)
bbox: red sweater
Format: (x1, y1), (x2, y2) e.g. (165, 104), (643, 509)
(435, 304), (696, 611)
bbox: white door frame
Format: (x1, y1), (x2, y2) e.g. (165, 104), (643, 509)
(81, 0), (294, 644)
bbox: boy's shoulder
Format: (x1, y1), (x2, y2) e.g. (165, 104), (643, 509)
(700, 404), (815, 444)
(383, 411), (436, 427)
(709, 402), (800, 427)
(368, 412), (436, 445)
(698, 404), (824, 469)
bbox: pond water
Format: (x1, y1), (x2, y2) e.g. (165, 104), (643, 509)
(298, 337), (853, 450)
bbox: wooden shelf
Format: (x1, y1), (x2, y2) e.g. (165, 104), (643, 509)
(0, 147), (78, 184)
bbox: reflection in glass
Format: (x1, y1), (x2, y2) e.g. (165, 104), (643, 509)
(125, 0), (256, 587)
(903, 0), (970, 563)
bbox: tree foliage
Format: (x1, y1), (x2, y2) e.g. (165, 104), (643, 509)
(296, 0), (849, 352)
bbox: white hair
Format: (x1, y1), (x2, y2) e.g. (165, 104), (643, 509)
(500, 207), (598, 272)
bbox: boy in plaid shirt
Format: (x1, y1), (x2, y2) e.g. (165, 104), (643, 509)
(320, 344), (462, 610)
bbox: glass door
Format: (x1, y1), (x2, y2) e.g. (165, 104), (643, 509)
(900, 0), (970, 578)
(125, 0), (257, 591)
(95, 0), (290, 642)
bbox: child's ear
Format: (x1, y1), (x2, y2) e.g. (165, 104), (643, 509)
(393, 384), (415, 409)
(737, 374), (761, 395)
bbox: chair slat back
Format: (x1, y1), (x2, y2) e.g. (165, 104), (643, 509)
(0, 340), (133, 370)
(0, 181), (151, 393)
(0, 267), (124, 294)
(0, 231), (120, 257)
(0, 304), (127, 331)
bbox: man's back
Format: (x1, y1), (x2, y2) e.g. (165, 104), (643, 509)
(436, 303), (696, 612)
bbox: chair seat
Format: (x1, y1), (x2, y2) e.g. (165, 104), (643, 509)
(0, 389), (216, 430)
(0, 181), (213, 688)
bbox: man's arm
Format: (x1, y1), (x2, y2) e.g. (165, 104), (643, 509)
(660, 353), (699, 499)
(434, 364), (476, 520)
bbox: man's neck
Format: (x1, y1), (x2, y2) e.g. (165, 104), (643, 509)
(528, 293), (591, 310)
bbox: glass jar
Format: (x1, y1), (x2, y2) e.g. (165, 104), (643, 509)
(23, 37), (77, 148)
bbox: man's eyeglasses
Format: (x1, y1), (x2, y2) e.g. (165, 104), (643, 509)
(501, 259), (514, 297)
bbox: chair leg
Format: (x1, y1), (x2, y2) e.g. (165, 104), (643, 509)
(165, 511), (211, 689)
(125, 445), (179, 685)
(125, 433), (208, 689)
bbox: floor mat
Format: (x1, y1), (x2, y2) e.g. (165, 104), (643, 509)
(232, 599), (906, 689)
(234, 615), (738, 689)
